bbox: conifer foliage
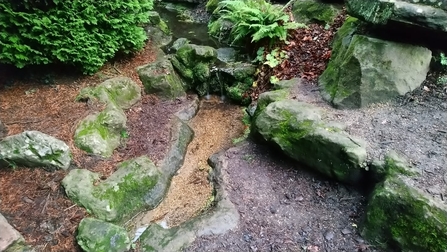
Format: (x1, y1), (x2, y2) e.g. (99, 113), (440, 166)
(0, 0), (153, 74)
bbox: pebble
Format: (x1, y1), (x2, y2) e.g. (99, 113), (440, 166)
(341, 228), (352, 235)
(324, 230), (334, 241)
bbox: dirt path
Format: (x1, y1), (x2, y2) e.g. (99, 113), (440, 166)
(185, 141), (374, 252)
(132, 96), (245, 230)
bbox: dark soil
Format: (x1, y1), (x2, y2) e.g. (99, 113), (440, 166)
(185, 142), (375, 252)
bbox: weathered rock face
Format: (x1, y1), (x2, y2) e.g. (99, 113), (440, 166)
(0, 131), (71, 170)
(74, 77), (141, 157)
(292, 0), (343, 25)
(137, 58), (186, 99)
(346, 0), (447, 32)
(62, 156), (164, 222)
(319, 17), (432, 108)
(363, 174), (447, 252)
(146, 11), (172, 48)
(76, 218), (131, 252)
(254, 100), (368, 184)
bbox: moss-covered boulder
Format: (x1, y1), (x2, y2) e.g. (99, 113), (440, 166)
(254, 100), (368, 184)
(74, 77), (141, 157)
(346, 0), (447, 32)
(363, 174), (447, 252)
(209, 62), (256, 105)
(76, 218), (130, 252)
(0, 131), (71, 170)
(292, 0), (343, 25)
(77, 77), (141, 109)
(62, 156), (165, 222)
(74, 104), (127, 157)
(319, 17), (432, 108)
(170, 42), (218, 95)
(137, 59), (186, 99)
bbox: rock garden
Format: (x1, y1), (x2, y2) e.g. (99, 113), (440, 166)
(0, 0), (446, 252)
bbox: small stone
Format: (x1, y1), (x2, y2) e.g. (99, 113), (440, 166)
(269, 206), (277, 214)
(297, 196), (304, 201)
(341, 228), (352, 235)
(324, 230), (334, 241)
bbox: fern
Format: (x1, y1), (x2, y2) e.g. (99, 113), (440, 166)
(209, 0), (306, 46)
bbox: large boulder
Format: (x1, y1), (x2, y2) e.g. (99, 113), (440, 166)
(254, 100), (368, 184)
(0, 131), (71, 170)
(292, 0), (343, 25)
(346, 0), (447, 32)
(74, 77), (141, 157)
(62, 156), (165, 222)
(74, 104), (126, 157)
(363, 174), (447, 252)
(319, 17), (432, 108)
(170, 42), (218, 93)
(76, 77), (141, 109)
(76, 218), (131, 252)
(137, 58), (186, 99)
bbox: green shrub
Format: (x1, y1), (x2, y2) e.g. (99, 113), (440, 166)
(210, 0), (305, 46)
(0, 0), (153, 74)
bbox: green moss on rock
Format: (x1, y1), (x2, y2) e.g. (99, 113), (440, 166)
(62, 156), (164, 222)
(77, 218), (131, 252)
(292, 0), (343, 25)
(363, 176), (447, 252)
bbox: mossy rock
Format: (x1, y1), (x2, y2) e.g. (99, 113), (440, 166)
(77, 77), (141, 110)
(77, 218), (131, 252)
(0, 131), (71, 170)
(254, 100), (368, 184)
(292, 0), (343, 25)
(62, 156), (165, 222)
(74, 104), (126, 157)
(319, 18), (431, 108)
(363, 175), (447, 251)
(137, 58), (186, 99)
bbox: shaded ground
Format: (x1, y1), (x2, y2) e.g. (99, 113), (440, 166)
(185, 142), (374, 252)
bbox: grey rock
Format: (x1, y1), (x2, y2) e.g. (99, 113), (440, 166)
(324, 230), (334, 241)
(0, 131), (71, 170)
(319, 18), (431, 108)
(347, 0), (447, 32)
(0, 213), (25, 251)
(254, 100), (368, 184)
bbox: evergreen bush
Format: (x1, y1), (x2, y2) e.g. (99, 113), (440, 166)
(0, 0), (153, 74)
